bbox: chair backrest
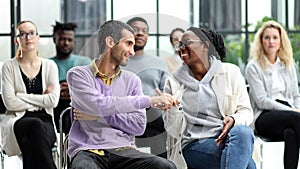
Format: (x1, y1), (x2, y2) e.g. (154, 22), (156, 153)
(59, 107), (72, 169)
(59, 107), (72, 135)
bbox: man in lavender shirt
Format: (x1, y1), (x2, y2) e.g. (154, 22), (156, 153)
(66, 20), (177, 169)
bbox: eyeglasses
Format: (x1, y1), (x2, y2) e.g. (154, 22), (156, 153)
(17, 31), (38, 39)
(174, 40), (202, 51)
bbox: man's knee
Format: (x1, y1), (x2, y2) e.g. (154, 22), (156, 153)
(150, 156), (177, 169)
(71, 151), (100, 169)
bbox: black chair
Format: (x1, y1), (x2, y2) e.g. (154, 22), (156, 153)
(59, 107), (72, 169)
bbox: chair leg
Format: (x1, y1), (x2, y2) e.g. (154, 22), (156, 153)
(0, 147), (4, 169)
(0, 145), (4, 169)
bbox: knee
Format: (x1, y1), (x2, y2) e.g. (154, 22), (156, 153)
(150, 157), (177, 169)
(230, 125), (254, 143)
(30, 118), (44, 129)
(283, 128), (296, 140)
(71, 158), (99, 169)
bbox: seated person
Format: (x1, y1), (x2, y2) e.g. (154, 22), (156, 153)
(1, 20), (59, 169)
(50, 21), (91, 131)
(163, 27), (256, 169)
(245, 20), (300, 169)
(66, 20), (177, 169)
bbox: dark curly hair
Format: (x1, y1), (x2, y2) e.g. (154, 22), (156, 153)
(52, 21), (77, 36)
(187, 27), (226, 61)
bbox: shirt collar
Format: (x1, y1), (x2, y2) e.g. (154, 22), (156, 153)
(90, 59), (122, 78)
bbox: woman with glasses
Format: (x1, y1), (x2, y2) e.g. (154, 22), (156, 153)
(245, 20), (300, 169)
(163, 27), (256, 169)
(1, 20), (59, 169)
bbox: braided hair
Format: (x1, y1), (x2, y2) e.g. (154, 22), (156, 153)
(188, 27), (226, 61)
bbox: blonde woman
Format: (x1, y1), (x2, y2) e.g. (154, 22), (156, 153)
(1, 20), (59, 169)
(245, 20), (300, 169)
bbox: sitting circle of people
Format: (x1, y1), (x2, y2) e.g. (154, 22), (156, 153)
(3, 17), (299, 169)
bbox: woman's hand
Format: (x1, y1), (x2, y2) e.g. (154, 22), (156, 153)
(215, 116), (235, 146)
(73, 109), (100, 121)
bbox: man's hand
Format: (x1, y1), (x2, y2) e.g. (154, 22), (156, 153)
(60, 81), (70, 100)
(215, 116), (235, 146)
(73, 109), (100, 121)
(149, 88), (179, 111)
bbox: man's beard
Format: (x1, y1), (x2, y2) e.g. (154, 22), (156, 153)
(56, 46), (73, 60)
(134, 45), (144, 52)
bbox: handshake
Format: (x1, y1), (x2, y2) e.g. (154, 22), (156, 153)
(149, 89), (179, 111)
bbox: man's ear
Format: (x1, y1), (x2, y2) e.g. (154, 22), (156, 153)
(105, 36), (115, 48)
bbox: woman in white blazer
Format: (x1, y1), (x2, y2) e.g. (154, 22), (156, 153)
(1, 20), (59, 169)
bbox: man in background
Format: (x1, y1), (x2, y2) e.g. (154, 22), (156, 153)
(124, 17), (169, 158)
(50, 21), (91, 131)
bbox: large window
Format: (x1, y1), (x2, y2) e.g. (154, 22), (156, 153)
(1, 0), (300, 68)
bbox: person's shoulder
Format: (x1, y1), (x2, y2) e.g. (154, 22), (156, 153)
(41, 57), (55, 64)
(121, 69), (139, 79)
(221, 62), (240, 71)
(48, 56), (56, 60)
(72, 54), (92, 65)
(245, 59), (259, 71)
(2, 58), (16, 70)
(72, 54), (91, 60)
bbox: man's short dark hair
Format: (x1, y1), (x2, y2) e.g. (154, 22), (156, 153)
(126, 17), (149, 30)
(52, 21), (77, 36)
(97, 20), (134, 54)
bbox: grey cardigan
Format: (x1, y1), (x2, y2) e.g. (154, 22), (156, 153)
(245, 59), (300, 127)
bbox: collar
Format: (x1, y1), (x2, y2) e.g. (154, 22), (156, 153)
(90, 59), (122, 78)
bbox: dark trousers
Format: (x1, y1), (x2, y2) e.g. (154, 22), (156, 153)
(136, 114), (167, 158)
(14, 111), (57, 169)
(255, 110), (300, 169)
(71, 149), (176, 169)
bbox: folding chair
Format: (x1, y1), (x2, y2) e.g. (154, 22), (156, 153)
(59, 107), (72, 169)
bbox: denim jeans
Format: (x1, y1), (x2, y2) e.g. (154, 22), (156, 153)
(182, 125), (256, 169)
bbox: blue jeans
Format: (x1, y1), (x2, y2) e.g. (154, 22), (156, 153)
(182, 125), (256, 169)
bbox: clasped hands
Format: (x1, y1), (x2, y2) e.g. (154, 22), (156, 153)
(73, 89), (178, 121)
(149, 88), (179, 111)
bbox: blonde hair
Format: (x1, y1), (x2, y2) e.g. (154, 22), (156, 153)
(249, 20), (293, 71)
(15, 20), (39, 58)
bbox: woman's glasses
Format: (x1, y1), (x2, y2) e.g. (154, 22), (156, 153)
(17, 31), (38, 39)
(174, 40), (202, 51)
